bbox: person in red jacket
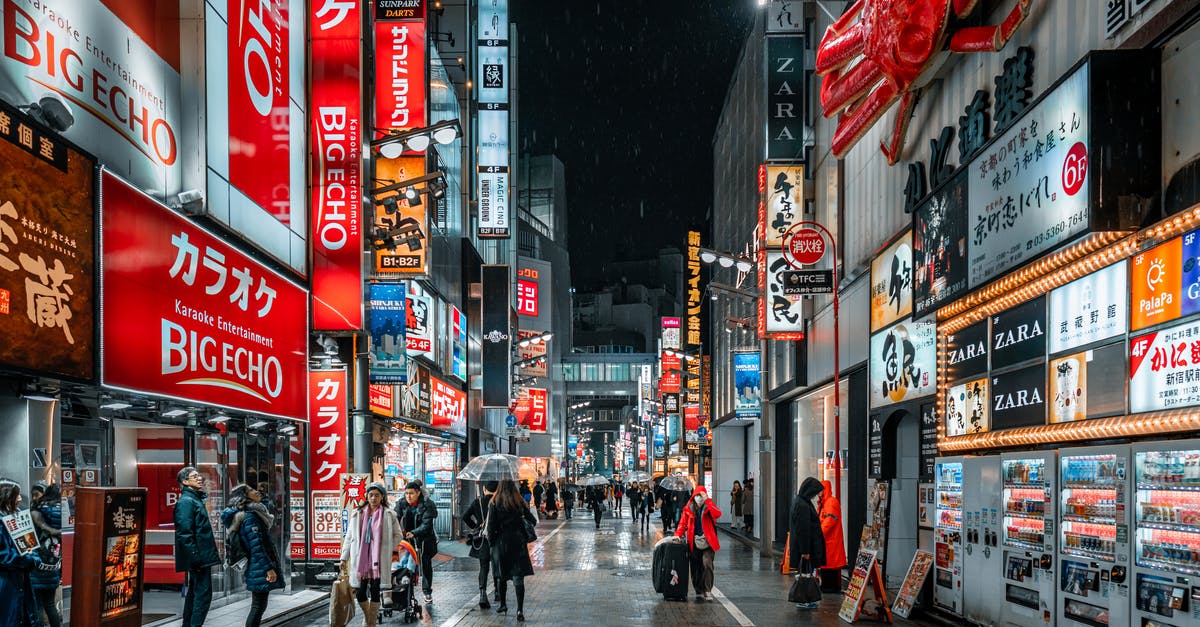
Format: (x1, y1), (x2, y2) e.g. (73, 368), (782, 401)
(674, 486), (723, 601)
(818, 480), (847, 591)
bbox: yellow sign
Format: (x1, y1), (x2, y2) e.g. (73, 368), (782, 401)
(373, 156), (427, 274)
(763, 164), (804, 248)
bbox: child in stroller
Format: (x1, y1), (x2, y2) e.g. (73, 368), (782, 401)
(381, 540), (422, 623)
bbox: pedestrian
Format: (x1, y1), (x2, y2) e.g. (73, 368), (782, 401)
(627, 483), (641, 522)
(341, 482), (405, 627)
(544, 480), (559, 519)
(674, 486), (722, 601)
(486, 479), (536, 622)
(532, 481), (544, 513)
(818, 480), (847, 592)
(614, 482), (624, 518)
(788, 478), (827, 609)
(588, 485), (604, 529)
(639, 483), (654, 531)
(396, 481), (438, 604)
(606, 483), (615, 512)
(741, 478), (755, 534)
(462, 481), (497, 610)
(519, 480), (532, 505)
(30, 482), (62, 627)
(655, 485), (676, 534)
(562, 485), (575, 520)
(672, 489), (689, 530)
(0, 480), (41, 626)
(174, 467), (221, 627)
(221, 484), (284, 627)
(730, 480), (744, 530)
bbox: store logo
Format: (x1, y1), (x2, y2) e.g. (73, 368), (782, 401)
(993, 321), (1043, 350)
(1147, 258), (1166, 292)
(483, 329), (508, 343)
(948, 339), (985, 366)
(993, 386), (1043, 411)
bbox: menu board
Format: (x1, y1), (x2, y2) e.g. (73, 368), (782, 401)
(1049, 343), (1127, 423)
(892, 550), (934, 619)
(101, 491), (146, 619)
(919, 403), (938, 482)
(945, 377), (989, 437)
(1049, 260), (1128, 354)
(991, 296), (1047, 371)
(945, 320), (989, 383)
(1130, 318), (1200, 413)
(839, 548), (889, 622)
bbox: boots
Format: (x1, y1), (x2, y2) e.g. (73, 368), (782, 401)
(359, 601), (378, 627)
(479, 587), (491, 609)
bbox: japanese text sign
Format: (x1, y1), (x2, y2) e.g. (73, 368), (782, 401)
(759, 250), (806, 339)
(430, 375), (466, 437)
(517, 279), (539, 317)
(100, 172), (308, 418)
(686, 231), (702, 348)
(945, 377), (989, 437)
(1049, 260), (1127, 353)
(373, 20), (426, 139)
(405, 291), (433, 359)
(869, 318), (936, 408)
(374, 156), (428, 274)
(765, 165), (804, 248)
(309, 370), (348, 492)
(1130, 228), (1200, 332)
(1130, 318), (1200, 414)
(870, 231), (913, 332)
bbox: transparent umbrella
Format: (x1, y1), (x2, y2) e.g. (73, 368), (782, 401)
(626, 471), (652, 483)
(578, 474), (610, 487)
(660, 475), (695, 492)
(457, 454), (521, 482)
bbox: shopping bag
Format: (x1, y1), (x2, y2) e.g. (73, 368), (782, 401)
(788, 559), (823, 604)
(329, 563), (356, 627)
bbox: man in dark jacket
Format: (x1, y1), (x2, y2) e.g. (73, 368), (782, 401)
(397, 481), (439, 603)
(788, 477), (827, 609)
(174, 466), (221, 627)
(562, 486), (575, 519)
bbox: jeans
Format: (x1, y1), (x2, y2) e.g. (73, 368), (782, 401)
(417, 539), (435, 596)
(689, 546), (715, 594)
(246, 591), (270, 627)
(34, 587), (61, 627)
(355, 577), (382, 603)
(182, 568), (213, 627)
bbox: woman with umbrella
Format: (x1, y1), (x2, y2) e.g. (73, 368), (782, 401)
(486, 480), (537, 621)
(457, 454), (522, 610)
(579, 476), (609, 529)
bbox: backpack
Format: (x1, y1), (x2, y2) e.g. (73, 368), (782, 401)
(225, 513), (248, 569)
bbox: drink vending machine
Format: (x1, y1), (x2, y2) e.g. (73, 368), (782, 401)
(934, 456), (965, 616)
(1058, 444), (1130, 627)
(1000, 451), (1058, 626)
(1131, 440), (1200, 626)
(963, 455), (1003, 626)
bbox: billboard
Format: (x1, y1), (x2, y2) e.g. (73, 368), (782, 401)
(481, 265), (510, 407)
(869, 318), (936, 408)
(945, 377), (989, 437)
(944, 320), (988, 384)
(405, 292), (433, 360)
(990, 296), (1046, 371)
(764, 35), (806, 161)
(989, 364), (1047, 431)
(429, 375), (466, 437)
(1048, 343), (1126, 423)
(451, 305), (467, 381)
(308, 369), (346, 560)
(763, 165), (804, 248)
(1130, 318), (1200, 414)
(373, 20), (426, 138)
(516, 257), (551, 329)
(733, 351), (761, 419)
(760, 250), (806, 339)
(400, 360), (431, 423)
(870, 231), (913, 332)
(100, 172), (308, 419)
(367, 283), (407, 384)
(516, 330), (548, 378)
(476, 0), (509, 238)
(1048, 260), (1127, 354)
(913, 170), (968, 317)
(373, 156), (428, 274)
(0, 101), (95, 381)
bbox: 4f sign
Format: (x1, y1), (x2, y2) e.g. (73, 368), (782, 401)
(784, 227), (826, 267)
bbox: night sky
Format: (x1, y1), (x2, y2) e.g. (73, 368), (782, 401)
(512, 1), (754, 289)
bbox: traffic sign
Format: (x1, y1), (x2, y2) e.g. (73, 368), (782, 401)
(505, 414), (517, 427)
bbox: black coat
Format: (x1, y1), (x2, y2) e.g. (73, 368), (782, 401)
(396, 496), (439, 544)
(174, 487), (220, 572)
(486, 501), (536, 580)
(463, 494), (492, 560)
(788, 478), (827, 571)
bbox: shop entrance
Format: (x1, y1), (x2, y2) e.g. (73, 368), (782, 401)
(881, 407), (921, 589)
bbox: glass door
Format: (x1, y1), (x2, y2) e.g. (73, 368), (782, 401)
(239, 430), (292, 591)
(195, 431), (231, 598)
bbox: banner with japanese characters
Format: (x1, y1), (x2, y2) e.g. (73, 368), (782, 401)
(1049, 260), (1127, 353)
(367, 282), (407, 384)
(870, 231), (913, 332)
(760, 250), (806, 339)
(967, 63), (1089, 289)
(763, 165), (804, 248)
(309, 369), (348, 560)
(475, 0), (510, 238)
(517, 256), (552, 330)
(0, 101), (95, 381)
(405, 292), (433, 360)
(945, 377), (989, 437)
(100, 172), (309, 419)
(373, 20), (426, 139)
(1130, 318), (1200, 414)
(429, 375), (467, 437)
(869, 317), (936, 408)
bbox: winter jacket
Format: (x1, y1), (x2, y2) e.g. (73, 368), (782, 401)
(486, 500), (536, 580)
(0, 509), (41, 627)
(730, 488), (743, 516)
(740, 485), (754, 513)
(396, 495), (439, 543)
(674, 487), (723, 552)
(221, 504), (285, 593)
(29, 502), (61, 590)
(788, 478), (827, 571)
(463, 494), (493, 560)
(562, 489), (575, 507)
(819, 480), (847, 570)
(340, 505), (405, 589)
(174, 486), (220, 572)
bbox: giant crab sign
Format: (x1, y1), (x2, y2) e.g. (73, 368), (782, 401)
(817, 0), (1032, 164)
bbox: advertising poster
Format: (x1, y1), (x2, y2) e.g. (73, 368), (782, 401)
(764, 165), (805, 248)
(429, 375), (467, 437)
(309, 490), (342, 560)
(405, 292), (433, 359)
(761, 250), (806, 339)
(99, 490), (147, 619)
(869, 317), (936, 408)
(870, 231), (913, 332)
(477, 108), (511, 237)
(288, 433), (306, 560)
(481, 265), (511, 407)
(919, 403), (938, 482)
(733, 351), (761, 419)
(100, 172), (309, 419)
(373, 156), (428, 274)
(913, 171), (968, 317)
(945, 377), (989, 437)
(945, 320), (988, 383)
(661, 317), (681, 350)
(991, 296), (1047, 370)
(1, 509), (36, 554)
(1129, 228), (1200, 332)
(367, 283), (407, 384)
(1130, 318), (1200, 413)
(1048, 343), (1126, 423)
(990, 364), (1047, 431)
(373, 20), (426, 138)
(451, 306), (467, 381)
(967, 64), (1090, 289)
(0, 101), (95, 381)
(653, 425), (665, 458)
(368, 384), (395, 417)
(892, 550), (935, 619)
(401, 362), (431, 423)
(1049, 260), (1128, 354)
(839, 548), (881, 622)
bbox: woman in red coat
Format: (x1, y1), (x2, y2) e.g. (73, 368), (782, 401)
(674, 486), (723, 601)
(818, 480), (847, 591)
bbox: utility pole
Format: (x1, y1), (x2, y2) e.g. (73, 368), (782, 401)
(759, 336), (773, 558)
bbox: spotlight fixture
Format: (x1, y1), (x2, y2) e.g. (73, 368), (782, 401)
(209, 414), (230, 425)
(279, 424), (297, 435)
(403, 186), (422, 206)
(20, 93), (74, 132)
(373, 119), (462, 158)
(248, 420), (269, 430)
(517, 332), (554, 347)
(100, 401), (133, 410)
(22, 392), (57, 402)
(698, 247), (754, 273)
(162, 408), (189, 418)
(662, 349), (699, 361)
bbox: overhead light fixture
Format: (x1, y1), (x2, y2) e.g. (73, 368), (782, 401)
(162, 409), (189, 418)
(279, 424), (297, 434)
(100, 401), (133, 410)
(403, 186), (422, 206)
(23, 393), (57, 402)
(373, 119), (462, 158)
(248, 420), (268, 430)
(209, 414), (230, 424)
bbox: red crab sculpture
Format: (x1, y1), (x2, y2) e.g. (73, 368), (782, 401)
(817, 0), (1032, 164)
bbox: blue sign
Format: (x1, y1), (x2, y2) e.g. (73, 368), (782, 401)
(698, 426), (708, 437)
(653, 425), (665, 458)
(733, 351), (761, 419)
(505, 414), (517, 427)
(368, 283), (407, 384)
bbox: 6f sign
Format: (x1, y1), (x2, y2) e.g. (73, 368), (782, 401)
(784, 227), (826, 267)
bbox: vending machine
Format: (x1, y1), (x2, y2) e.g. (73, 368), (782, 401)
(934, 456), (965, 615)
(1058, 444), (1131, 627)
(1000, 451), (1058, 626)
(963, 455), (1003, 626)
(1131, 440), (1200, 626)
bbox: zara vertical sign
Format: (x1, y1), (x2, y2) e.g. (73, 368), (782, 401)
(764, 34), (806, 161)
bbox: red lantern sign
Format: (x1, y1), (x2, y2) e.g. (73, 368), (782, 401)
(784, 227), (827, 267)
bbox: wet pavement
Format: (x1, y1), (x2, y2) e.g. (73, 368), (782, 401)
(296, 509), (939, 626)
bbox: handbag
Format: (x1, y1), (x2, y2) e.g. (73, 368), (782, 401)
(329, 562), (356, 627)
(788, 558), (823, 604)
(522, 511), (538, 543)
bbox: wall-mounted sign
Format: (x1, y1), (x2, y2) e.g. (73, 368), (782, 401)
(367, 283), (407, 384)
(945, 377), (989, 437)
(477, 106), (510, 238)
(1130, 228), (1200, 332)
(913, 171), (968, 317)
(481, 265), (510, 407)
(869, 318), (936, 408)
(967, 65), (1089, 288)
(991, 296), (1046, 371)
(516, 330), (548, 378)
(686, 230), (702, 349)
(429, 375), (466, 437)
(405, 292), (433, 359)
(765, 0), (804, 32)
(1049, 343), (1126, 423)
(919, 403), (938, 482)
(945, 320), (988, 383)
(516, 257), (552, 330)
(764, 35), (806, 161)
(661, 317), (681, 350)
(369, 383), (395, 416)
(374, 20), (426, 138)
(870, 231), (913, 332)
(400, 361), (431, 423)
(309, 370), (349, 493)
(764, 165), (805, 248)
(0, 102), (95, 381)
(101, 172), (308, 419)
(760, 250), (806, 339)
(781, 269), (834, 294)
(663, 393), (680, 414)
(990, 364), (1047, 431)
(733, 351), (761, 419)
(517, 279), (539, 317)
(526, 387), (548, 432)
(376, 0), (426, 20)
(1130, 318), (1200, 414)
(451, 305), (467, 381)
(1049, 260), (1128, 353)
(374, 156), (428, 274)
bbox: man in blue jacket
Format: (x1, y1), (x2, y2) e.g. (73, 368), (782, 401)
(174, 467), (220, 626)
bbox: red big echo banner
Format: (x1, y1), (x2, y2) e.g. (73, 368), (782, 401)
(373, 19), (426, 139)
(100, 172), (308, 419)
(310, 0), (363, 330)
(228, 0), (292, 223)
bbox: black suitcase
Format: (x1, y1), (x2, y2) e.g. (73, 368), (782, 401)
(652, 540), (690, 600)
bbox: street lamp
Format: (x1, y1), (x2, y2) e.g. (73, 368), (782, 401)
(662, 348), (698, 361)
(698, 247), (754, 273)
(371, 119), (462, 158)
(517, 332), (554, 347)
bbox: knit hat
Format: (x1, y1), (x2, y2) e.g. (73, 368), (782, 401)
(366, 482), (387, 496)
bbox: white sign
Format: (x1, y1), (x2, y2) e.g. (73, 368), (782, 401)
(945, 377), (989, 437)
(765, 0), (804, 32)
(405, 292), (434, 360)
(1130, 318), (1200, 413)
(869, 317), (937, 408)
(763, 250), (805, 336)
(477, 0), (509, 40)
(477, 45), (509, 103)
(505, 424), (530, 441)
(967, 64), (1090, 289)
(1049, 260), (1128, 354)
(0, 0), (182, 198)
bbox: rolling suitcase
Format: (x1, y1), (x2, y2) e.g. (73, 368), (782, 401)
(652, 539), (690, 600)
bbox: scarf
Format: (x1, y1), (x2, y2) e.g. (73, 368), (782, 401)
(245, 502), (274, 529)
(357, 505), (384, 580)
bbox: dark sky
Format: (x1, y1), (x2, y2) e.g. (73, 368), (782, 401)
(513, 1), (754, 290)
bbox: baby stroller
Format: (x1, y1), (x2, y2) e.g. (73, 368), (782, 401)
(381, 540), (422, 623)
